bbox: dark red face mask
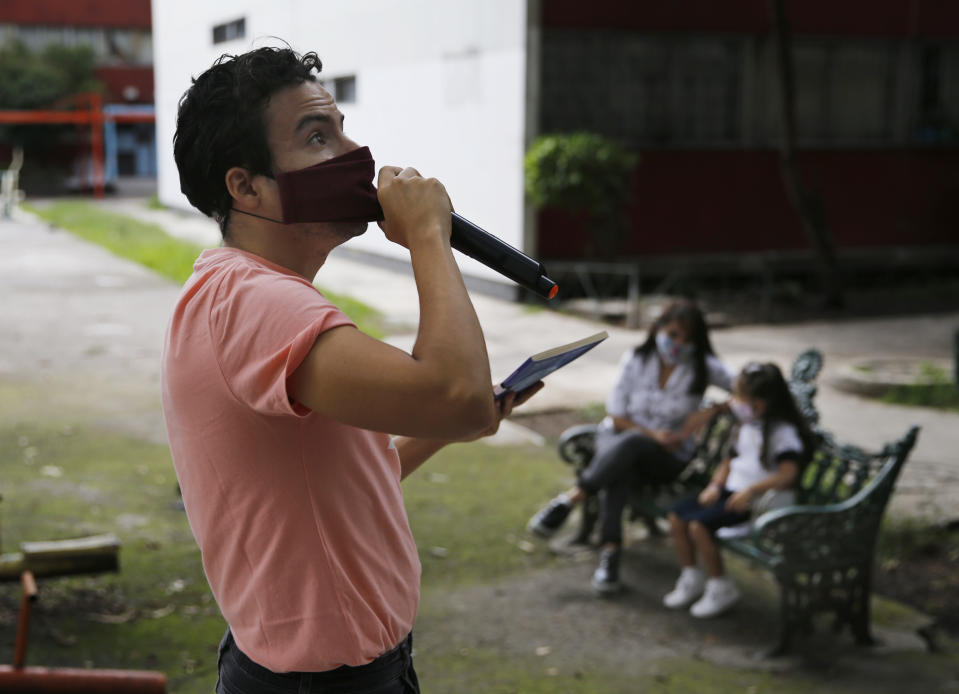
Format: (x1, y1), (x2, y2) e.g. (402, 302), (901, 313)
(233, 146), (385, 225)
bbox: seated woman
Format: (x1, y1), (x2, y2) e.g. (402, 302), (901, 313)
(527, 299), (732, 595)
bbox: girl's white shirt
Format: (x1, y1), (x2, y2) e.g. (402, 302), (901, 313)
(725, 420), (804, 492)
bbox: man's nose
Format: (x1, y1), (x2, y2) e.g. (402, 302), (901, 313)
(334, 136), (362, 157)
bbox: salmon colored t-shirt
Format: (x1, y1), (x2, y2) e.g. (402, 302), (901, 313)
(160, 247), (421, 673)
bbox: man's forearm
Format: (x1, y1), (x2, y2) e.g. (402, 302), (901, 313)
(394, 435), (449, 480)
(408, 233), (494, 427)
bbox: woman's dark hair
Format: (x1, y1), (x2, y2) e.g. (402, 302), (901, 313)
(173, 47), (323, 236)
(635, 299), (716, 395)
(737, 362), (817, 469)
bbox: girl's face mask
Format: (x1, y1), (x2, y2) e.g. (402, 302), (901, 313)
(729, 398), (757, 424)
(234, 146), (385, 224)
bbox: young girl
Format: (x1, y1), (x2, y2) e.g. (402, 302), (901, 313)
(663, 362), (815, 618)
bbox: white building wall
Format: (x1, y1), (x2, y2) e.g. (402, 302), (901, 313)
(152, 0), (529, 285)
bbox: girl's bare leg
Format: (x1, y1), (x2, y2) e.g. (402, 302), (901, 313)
(668, 512), (696, 567)
(689, 521), (725, 577)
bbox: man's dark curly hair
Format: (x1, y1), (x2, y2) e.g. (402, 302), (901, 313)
(173, 47), (323, 235)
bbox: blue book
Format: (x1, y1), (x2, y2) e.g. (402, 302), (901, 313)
(494, 331), (609, 400)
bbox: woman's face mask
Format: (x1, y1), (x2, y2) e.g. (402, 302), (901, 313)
(655, 331), (694, 365)
(233, 146), (385, 225)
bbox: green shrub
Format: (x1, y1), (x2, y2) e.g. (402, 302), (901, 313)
(524, 133), (639, 257)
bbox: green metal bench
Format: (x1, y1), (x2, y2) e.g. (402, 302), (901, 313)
(555, 349), (921, 653)
(723, 424), (919, 654)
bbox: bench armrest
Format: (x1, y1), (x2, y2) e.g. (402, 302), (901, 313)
(752, 424), (919, 568)
(557, 424), (598, 468)
(751, 502), (878, 569)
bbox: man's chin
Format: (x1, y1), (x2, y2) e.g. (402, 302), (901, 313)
(299, 221), (368, 242)
(331, 221), (368, 240)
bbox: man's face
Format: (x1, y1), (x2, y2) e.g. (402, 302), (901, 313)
(259, 80), (365, 237)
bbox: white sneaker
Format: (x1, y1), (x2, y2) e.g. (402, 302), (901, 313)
(689, 577), (741, 618)
(662, 567), (705, 609)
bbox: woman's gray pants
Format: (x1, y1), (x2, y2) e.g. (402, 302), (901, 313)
(577, 428), (686, 546)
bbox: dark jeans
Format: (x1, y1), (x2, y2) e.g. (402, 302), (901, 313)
(216, 629), (420, 694)
(579, 428), (686, 545)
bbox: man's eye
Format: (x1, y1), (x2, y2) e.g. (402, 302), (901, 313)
(309, 132), (325, 145)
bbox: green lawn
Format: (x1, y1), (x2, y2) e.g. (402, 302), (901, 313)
(26, 200), (207, 285)
(881, 363), (959, 412)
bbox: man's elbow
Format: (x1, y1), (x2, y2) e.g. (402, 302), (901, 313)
(441, 383), (496, 438)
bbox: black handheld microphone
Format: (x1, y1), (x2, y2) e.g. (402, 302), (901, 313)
(450, 212), (558, 300)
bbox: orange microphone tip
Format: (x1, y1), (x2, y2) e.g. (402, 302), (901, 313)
(548, 285), (559, 300)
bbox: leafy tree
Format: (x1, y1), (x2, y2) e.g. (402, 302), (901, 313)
(0, 40), (103, 185)
(525, 132), (639, 258)
(0, 40), (102, 109)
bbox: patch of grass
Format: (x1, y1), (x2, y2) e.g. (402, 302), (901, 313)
(413, 644), (639, 694)
(638, 655), (958, 694)
(576, 401), (607, 423)
(0, 411), (573, 692)
(0, 423), (224, 693)
(25, 200), (207, 284)
(412, 627), (958, 694)
(878, 517), (959, 565)
(881, 363), (959, 412)
(877, 518), (959, 558)
(317, 286), (386, 340)
(146, 193), (165, 210)
(404, 441), (572, 588)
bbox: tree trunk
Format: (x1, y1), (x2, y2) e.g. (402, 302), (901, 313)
(769, 0), (844, 308)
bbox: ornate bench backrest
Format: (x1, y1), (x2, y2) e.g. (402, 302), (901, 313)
(754, 426), (920, 567)
(797, 426), (920, 509)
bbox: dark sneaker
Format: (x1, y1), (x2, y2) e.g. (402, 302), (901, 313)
(591, 547), (622, 595)
(527, 496), (572, 538)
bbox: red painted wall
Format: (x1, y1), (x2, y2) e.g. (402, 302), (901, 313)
(537, 1), (959, 258)
(542, 0), (959, 38)
(0, 0), (151, 28)
(537, 150), (959, 259)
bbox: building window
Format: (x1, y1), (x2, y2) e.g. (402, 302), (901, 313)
(917, 43), (959, 144)
(540, 31), (743, 148)
(766, 39), (900, 146)
(332, 76), (357, 103)
(212, 18), (245, 45)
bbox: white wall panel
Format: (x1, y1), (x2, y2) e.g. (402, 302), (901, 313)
(153, 0), (529, 284)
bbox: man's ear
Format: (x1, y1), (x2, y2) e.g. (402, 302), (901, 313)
(225, 167), (267, 210)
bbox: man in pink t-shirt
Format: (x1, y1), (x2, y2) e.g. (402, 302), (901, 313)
(163, 47), (539, 693)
